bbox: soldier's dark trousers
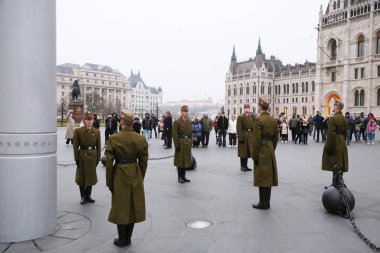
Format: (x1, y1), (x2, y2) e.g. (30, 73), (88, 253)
(166, 133), (172, 148)
(240, 158), (251, 171)
(177, 167), (190, 183)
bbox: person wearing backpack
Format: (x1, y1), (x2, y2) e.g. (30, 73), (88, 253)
(192, 117), (202, 148)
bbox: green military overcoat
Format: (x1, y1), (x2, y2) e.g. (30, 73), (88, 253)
(172, 117), (192, 168)
(106, 129), (149, 224)
(322, 112), (348, 172)
(73, 126), (101, 186)
(252, 112), (279, 187)
(237, 114), (255, 158)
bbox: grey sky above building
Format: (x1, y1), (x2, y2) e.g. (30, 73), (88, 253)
(57, 0), (322, 102)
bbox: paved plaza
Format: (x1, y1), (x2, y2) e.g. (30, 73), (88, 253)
(1, 127), (380, 253)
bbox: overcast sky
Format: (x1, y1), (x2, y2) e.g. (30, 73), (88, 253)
(57, 0), (324, 103)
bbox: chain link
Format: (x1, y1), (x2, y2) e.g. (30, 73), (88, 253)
(339, 178), (380, 251)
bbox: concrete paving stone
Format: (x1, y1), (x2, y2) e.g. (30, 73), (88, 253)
(0, 243), (11, 252)
(249, 234), (293, 253)
(5, 241), (41, 253)
(34, 236), (73, 251)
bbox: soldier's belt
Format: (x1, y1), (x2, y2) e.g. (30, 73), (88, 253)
(79, 146), (97, 150)
(116, 160), (137, 165)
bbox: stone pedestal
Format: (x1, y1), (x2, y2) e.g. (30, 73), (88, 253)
(69, 102), (85, 123)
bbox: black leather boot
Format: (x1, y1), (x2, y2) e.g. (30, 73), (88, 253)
(240, 158), (247, 171)
(79, 186), (86, 205)
(177, 168), (185, 183)
(85, 186), (95, 203)
(114, 224), (128, 247)
(182, 168), (190, 183)
(244, 158), (252, 171)
(125, 223), (135, 246)
(252, 187), (270, 210)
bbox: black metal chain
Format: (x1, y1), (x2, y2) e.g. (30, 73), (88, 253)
(339, 179), (380, 251)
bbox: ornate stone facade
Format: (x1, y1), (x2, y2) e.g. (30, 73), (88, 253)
(317, 0), (380, 116)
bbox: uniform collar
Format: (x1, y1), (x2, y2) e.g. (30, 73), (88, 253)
(261, 112), (270, 116)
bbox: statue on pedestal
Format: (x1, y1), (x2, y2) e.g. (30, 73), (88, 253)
(71, 80), (81, 102)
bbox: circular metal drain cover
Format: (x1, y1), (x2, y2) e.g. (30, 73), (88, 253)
(187, 220), (210, 229)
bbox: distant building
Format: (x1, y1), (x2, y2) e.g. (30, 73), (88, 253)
(317, 0), (380, 116)
(225, 40), (316, 117)
(56, 64), (163, 117)
(128, 71), (163, 117)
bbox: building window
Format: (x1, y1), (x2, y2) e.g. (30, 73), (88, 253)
(354, 89), (365, 106)
(377, 31), (380, 54)
(312, 81), (315, 92)
(331, 39), (337, 60)
(233, 87), (237, 96)
(306, 82), (309, 93)
(377, 89), (380, 106)
(354, 68), (359, 79)
(332, 72), (337, 82)
(302, 82), (305, 92)
(228, 88), (231, 96)
(378, 66), (380, 77)
(239, 108), (242, 114)
(61, 85), (64, 89)
(292, 83), (295, 93)
(261, 84), (264, 94)
(268, 84), (272, 95)
(360, 68), (365, 78)
(292, 107), (297, 114)
(302, 106), (307, 115)
(246, 84), (250, 95)
(253, 85), (256, 94)
(240, 85), (243, 95)
(296, 83), (299, 93)
(61, 91), (64, 96)
(357, 34), (365, 57)
(333, 1), (337, 10)
(286, 84), (289, 94)
(283, 84), (286, 94)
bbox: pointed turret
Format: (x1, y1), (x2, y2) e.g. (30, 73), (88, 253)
(231, 45), (237, 61)
(319, 4), (323, 16)
(256, 38), (263, 55)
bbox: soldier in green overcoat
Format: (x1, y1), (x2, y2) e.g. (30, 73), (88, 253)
(173, 105), (192, 183)
(252, 97), (279, 210)
(73, 113), (101, 205)
(106, 110), (149, 247)
(321, 99), (348, 186)
(237, 103), (255, 171)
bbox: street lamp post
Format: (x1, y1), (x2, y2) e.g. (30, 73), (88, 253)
(61, 97), (64, 127)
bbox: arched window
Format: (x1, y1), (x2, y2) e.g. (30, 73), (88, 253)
(228, 88), (231, 96)
(376, 31), (380, 54)
(377, 88), (380, 106)
(302, 106), (307, 115)
(253, 84), (257, 94)
(337, 0), (340, 8)
(246, 84), (250, 95)
(284, 107), (288, 115)
(354, 90), (360, 106)
(306, 82), (309, 93)
(268, 84), (272, 95)
(261, 84), (265, 94)
(312, 81), (315, 92)
(283, 84), (286, 94)
(275, 85), (278, 95)
(292, 83), (295, 93)
(233, 86), (237, 96)
(331, 39), (337, 60)
(302, 82), (305, 93)
(333, 1), (337, 10)
(240, 85), (243, 95)
(296, 83), (299, 93)
(287, 84), (289, 94)
(357, 34), (365, 57)
(360, 90), (365, 106)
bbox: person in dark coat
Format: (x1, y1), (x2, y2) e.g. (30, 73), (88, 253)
(142, 113), (152, 141)
(164, 111), (173, 149)
(132, 117), (142, 134)
(172, 105), (192, 183)
(106, 110), (148, 247)
(73, 113), (101, 205)
(315, 112), (324, 142)
(217, 111), (229, 147)
(92, 113), (100, 129)
(322, 99), (348, 187)
(252, 97), (279, 210)
(151, 114), (158, 138)
(105, 113), (116, 144)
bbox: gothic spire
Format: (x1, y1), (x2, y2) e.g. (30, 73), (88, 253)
(231, 45), (236, 61)
(256, 38), (263, 55)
